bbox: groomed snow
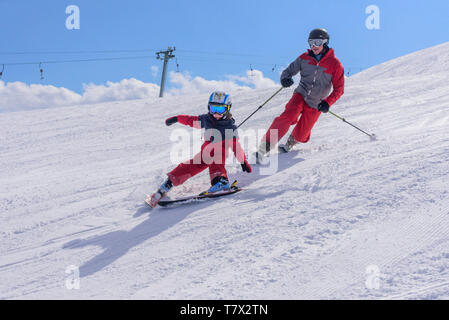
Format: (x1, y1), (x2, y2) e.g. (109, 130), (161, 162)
(1, 42), (449, 299)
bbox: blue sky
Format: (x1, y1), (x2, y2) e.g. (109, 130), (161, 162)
(1, 0), (449, 93)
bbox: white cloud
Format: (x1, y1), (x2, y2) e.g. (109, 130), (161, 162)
(0, 79), (160, 113)
(81, 78), (160, 104)
(167, 71), (252, 96)
(0, 69), (278, 113)
(0, 81), (82, 113)
(167, 69), (277, 96)
(226, 69), (278, 89)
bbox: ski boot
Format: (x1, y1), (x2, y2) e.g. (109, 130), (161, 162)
(278, 135), (298, 153)
(146, 178), (173, 208)
(202, 176), (230, 195)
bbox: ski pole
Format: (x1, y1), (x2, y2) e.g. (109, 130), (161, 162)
(328, 110), (377, 140)
(237, 87), (283, 128)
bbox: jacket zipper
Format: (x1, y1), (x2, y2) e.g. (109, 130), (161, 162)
(305, 60), (320, 103)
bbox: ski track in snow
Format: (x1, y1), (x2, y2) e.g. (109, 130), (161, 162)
(1, 43), (449, 299)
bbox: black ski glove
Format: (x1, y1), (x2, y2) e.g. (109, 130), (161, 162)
(165, 116), (178, 126)
(318, 101), (330, 113)
(281, 78), (294, 88)
(241, 160), (252, 173)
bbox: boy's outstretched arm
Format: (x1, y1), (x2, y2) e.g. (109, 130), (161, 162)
(231, 137), (252, 173)
(165, 115), (202, 128)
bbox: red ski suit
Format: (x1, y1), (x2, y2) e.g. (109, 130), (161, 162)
(263, 48), (345, 146)
(167, 115), (247, 186)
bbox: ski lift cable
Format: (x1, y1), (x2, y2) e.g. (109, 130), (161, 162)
(1, 55), (157, 66)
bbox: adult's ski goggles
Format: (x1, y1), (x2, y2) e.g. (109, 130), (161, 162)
(208, 103), (230, 114)
(308, 38), (327, 48)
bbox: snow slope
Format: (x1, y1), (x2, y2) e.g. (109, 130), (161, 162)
(1, 43), (449, 299)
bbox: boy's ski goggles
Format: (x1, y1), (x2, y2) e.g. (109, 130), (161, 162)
(208, 104), (229, 114)
(308, 38), (327, 48)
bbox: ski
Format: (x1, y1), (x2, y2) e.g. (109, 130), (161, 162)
(157, 187), (242, 207)
(146, 180), (242, 207)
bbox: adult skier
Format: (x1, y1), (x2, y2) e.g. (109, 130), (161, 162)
(147, 91), (252, 207)
(256, 28), (345, 160)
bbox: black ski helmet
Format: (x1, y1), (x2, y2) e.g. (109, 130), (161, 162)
(308, 28), (330, 45)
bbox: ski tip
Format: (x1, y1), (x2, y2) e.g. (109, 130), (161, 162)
(144, 199), (154, 208)
(145, 192), (163, 208)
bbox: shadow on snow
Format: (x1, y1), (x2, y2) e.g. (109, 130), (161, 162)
(62, 150), (305, 278)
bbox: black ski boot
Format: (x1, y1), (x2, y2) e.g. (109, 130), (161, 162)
(278, 135), (298, 153)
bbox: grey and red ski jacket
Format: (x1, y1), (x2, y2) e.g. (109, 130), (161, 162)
(281, 48), (345, 109)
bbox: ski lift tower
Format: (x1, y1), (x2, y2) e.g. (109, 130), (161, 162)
(156, 46), (176, 97)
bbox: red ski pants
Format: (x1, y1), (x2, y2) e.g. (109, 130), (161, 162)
(167, 143), (228, 186)
(263, 93), (321, 146)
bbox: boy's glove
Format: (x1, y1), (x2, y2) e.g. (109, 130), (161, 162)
(241, 160), (252, 173)
(165, 116), (178, 126)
